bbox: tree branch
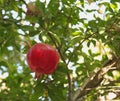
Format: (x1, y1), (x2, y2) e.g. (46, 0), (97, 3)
(46, 31), (73, 101)
(72, 57), (118, 101)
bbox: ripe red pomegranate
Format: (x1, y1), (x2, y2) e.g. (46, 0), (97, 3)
(26, 43), (59, 78)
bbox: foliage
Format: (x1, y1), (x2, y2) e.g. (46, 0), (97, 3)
(0, 0), (120, 101)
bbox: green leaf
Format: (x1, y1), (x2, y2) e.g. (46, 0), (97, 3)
(51, 32), (61, 45)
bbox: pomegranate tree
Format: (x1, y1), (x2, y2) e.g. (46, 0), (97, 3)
(26, 43), (59, 78)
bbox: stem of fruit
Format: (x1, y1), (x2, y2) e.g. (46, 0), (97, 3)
(47, 31), (73, 101)
(25, 33), (32, 48)
(26, 41), (31, 48)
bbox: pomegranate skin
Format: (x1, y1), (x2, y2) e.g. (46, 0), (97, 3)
(27, 43), (59, 74)
(26, 2), (41, 17)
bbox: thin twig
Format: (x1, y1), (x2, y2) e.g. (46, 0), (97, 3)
(20, 0), (27, 6)
(67, 33), (95, 65)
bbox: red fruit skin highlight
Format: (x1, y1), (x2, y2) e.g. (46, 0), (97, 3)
(27, 43), (59, 75)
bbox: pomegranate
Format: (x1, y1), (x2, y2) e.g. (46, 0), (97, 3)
(26, 43), (59, 77)
(26, 2), (40, 17)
